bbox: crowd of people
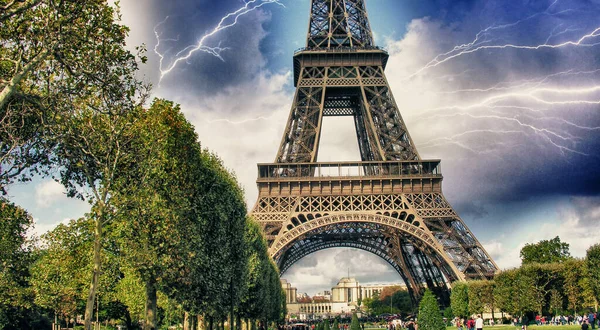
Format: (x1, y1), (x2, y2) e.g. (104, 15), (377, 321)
(453, 315), (485, 330)
(531, 311), (599, 328)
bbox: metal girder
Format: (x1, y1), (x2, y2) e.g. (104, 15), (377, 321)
(275, 221), (458, 304)
(307, 0), (374, 49)
(252, 0), (500, 306)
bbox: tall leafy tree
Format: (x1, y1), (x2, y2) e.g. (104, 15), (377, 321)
(0, 198), (34, 329)
(30, 219), (92, 324)
(2, 2), (147, 328)
(418, 289), (445, 330)
(350, 313), (361, 330)
(450, 281), (469, 318)
(493, 270), (515, 316)
(467, 281), (484, 316)
(110, 99), (203, 330)
(586, 244), (600, 304)
(562, 258), (585, 314)
(519, 263), (564, 315)
(520, 236), (571, 265)
(31, 216), (123, 328)
(0, 0), (147, 192)
(239, 218), (270, 325)
(54, 104), (140, 330)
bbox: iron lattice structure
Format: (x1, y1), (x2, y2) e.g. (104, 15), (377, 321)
(251, 0), (498, 304)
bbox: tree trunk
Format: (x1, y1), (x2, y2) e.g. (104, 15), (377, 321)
(190, 314), (197, 330)
(124, 309), (134, 330)
(237, 314), (242, 330)
(0, 49), (50, 110)
(84, 216), (103, 330)
(145, 277), (158, 330)
(184, 312), (190, 330)
(198, 314), (205, 330)
(209, 315), (214, 330)
(230, 308), (235, 330)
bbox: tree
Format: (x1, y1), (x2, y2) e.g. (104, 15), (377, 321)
(0, 0), (147, 192)
(31, 217), (123, 329)
(586, 244), (600, 304)
(30, 219), (92, 325)
(0, 198), (34, 329)
(562, 258), (585, 314)
(450, 282), (469, 318)
(519, 263), (564, 315)
(333, 317), (339, 330)
(350, 312), (361, 330)
(1, 2), (147, 329)
(520, 236), (571, 265)
(110, 99), (208, 330)
(324, 318), (331, 330)
(469, 280), (496, 320)
(418, 289), (445, 330)
(510, 268), (538, 316)
(467, 281), (484, 316)
(493, 270), (515, 316)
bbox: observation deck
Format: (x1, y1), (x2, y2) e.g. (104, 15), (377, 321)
(256, 160), (443, 197)
(292, 46), (389, 87)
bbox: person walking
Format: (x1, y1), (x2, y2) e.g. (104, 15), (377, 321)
(467, 317), (475, 330)
(588, 312), (596, 330)
(475, 315), (483, 330)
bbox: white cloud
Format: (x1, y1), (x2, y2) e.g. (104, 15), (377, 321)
(283, 248), (402, 295)
(29, 217), (72, 239)
(482, 196), (600, 271)
(35, 180), (65, 208)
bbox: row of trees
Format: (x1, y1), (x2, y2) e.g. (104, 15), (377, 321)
(362, 286), (414, 316)
(1, 1), (285, 329)
(450, 238), (600, 319)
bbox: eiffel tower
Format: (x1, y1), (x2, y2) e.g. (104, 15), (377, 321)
(250, 0), (498, 303)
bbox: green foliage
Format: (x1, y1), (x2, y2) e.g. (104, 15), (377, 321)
(0, 0), (147, 191)
(363, 287), (414, 315)
(586, 244), (600, 303)
(450, 282), (469, 318)
(351, 312), (361, 330)
(418, 289), (445, 330)
(562, 258), (585, 313)
(0, 198), (34, 328)
(520, 236), (571, 265)
(333, 317), (339, 330)
(324, 319), (331, 330)
(443, 308), (453, 325)
(466, 280), (495, 318)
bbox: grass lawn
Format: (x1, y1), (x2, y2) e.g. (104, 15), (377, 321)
(366, 325), (584, 330)
(444, 326), (584, 330)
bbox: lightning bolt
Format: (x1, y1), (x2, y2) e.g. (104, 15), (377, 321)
(409, 26), (600, 78)
(416, 0), (578, 79)
(418, 112), (590, 156)
(153, 0), (285, 82)
(439, 69), (600, 95)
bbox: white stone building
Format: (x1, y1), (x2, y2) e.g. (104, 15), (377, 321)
(283, 277), (405, 319)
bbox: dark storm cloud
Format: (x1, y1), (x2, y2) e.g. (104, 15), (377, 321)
(390, 0), (600, 212)
(146, 0), (270, 94)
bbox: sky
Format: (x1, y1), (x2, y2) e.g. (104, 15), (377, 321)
(7, 0), (600, 295)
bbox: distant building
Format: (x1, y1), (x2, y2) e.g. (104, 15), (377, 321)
(282, 277), (405, 319)
(281, 279), (298, 304)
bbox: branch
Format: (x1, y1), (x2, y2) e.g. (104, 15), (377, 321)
(0, 0), (42, 22)
(0, 48), (50, 110)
